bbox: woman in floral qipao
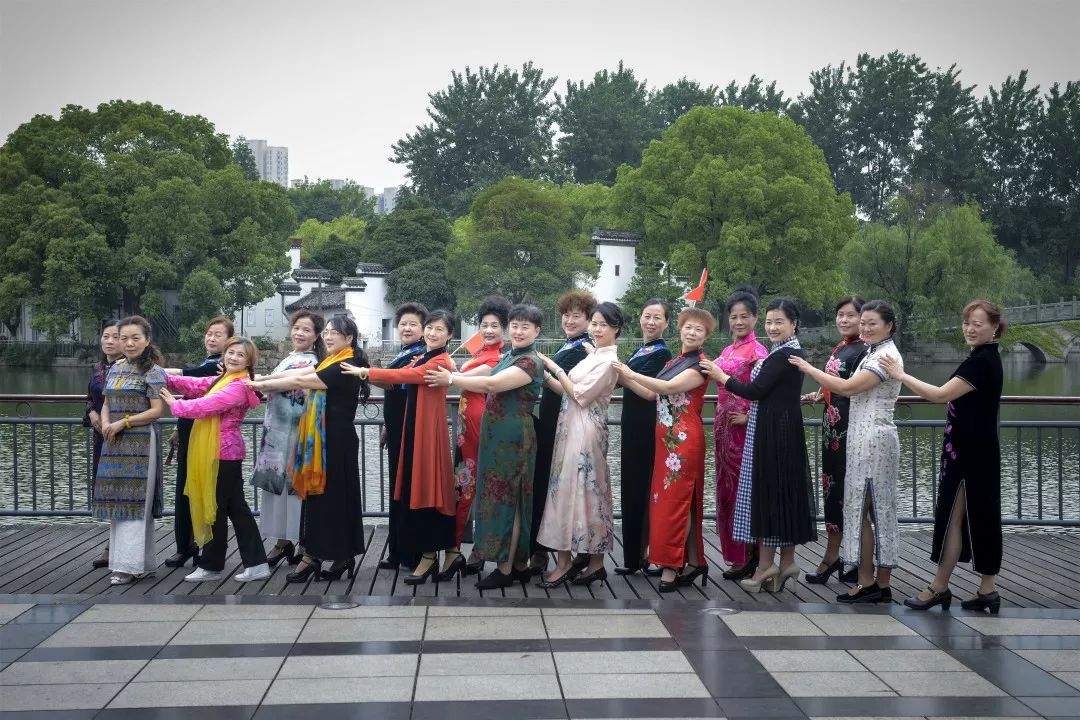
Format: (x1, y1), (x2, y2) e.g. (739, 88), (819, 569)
(616, 307), (715, 593)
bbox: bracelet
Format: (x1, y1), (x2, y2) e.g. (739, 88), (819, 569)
(448, 373), (455, 387)
(123, 417), (132, 430)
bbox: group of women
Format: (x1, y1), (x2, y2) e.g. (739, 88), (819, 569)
(84, 286), (1006, 613)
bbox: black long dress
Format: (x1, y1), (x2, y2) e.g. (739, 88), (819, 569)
(530, 331), (590, 553)
(618, 339), (671, 570)
(724, 342), (817, 546)
(382, 341), (426, 564)
(300, 361), (367, 561)
(931, 342), (1003, 575)
(174, 354), (221, 554)
(393, 347), (456, 557)
(819, 337), (868, 532)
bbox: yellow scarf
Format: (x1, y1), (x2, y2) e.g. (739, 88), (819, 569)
(185, 370), (249, 548)
(292, 346), (354, 499)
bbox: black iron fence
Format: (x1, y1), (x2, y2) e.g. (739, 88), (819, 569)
(1, 396), (1077, 526)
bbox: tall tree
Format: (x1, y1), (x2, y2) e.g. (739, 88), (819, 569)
(974, 71), (1043, 267)
(286, 180), (376, 223)
(446, 177), (597, 319)
(367, 203), (456, 311)
(793, 63), (855, 196)
(911, 64), (981, 204)
(846, 52), (930, 219)
(611, 106), (857, 308)
(230, 136), (261, 182)
(649, 78), (720, 131)
(391, 63), (559, 214)
(1036, 81), (1080, 289)
(555, 62), (654, 184)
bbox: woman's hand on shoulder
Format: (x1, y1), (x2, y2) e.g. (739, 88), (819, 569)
(787, 355), (811, 372)
(878, 355), (903, 379)
(425, 366), (452, 387)
(698, 358), (722, 380)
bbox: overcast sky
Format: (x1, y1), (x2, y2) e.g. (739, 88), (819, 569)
(2, 0), (1078, 189)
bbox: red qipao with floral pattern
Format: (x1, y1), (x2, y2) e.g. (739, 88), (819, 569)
(648, 352), (709, 569)
(713, 335), (768, 565)
(452, 340), (504, 545)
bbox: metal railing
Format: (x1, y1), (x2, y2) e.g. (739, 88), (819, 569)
(1, 394), (1077, 526)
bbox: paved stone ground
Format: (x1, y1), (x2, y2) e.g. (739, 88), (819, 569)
(2, 596), (1080, 719)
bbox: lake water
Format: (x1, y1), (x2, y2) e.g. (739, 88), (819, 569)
(1, 358), (1077, 523)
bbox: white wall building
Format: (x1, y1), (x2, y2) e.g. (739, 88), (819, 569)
(584, 228), (640, 304)
(244, 138), (289, 187)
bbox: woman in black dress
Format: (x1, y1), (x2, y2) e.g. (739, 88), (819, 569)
(251, 315), (370, 583)
(84, 319), (122, 569)
(615, 299), (672, 575)
(705, 298), (816, 593)
(529, 289), (596, 575)
(881, 300), (1005, 613)
(802, 296), (866, 584)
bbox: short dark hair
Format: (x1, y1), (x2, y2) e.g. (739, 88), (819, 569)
(425, 309), (455, 334)
(508, 303), (543, 328)
(861, 299), (898, 336)
(835, 295), (866, 314)
(594, 302), (625, 337)
(394, 302), (429, 326)
(555, 289), (597, 317)
(98, 318), (121, 365)
(476, 295), (511, 327)
(206, 315), (235, 338)
(725, 284), (759, 316)
(641, 298), (670, 321)
(764, 297), (801, 333)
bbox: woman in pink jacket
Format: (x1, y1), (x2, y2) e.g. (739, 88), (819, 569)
(161, 337), (268, 583)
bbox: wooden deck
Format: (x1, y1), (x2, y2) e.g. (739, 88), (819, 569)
(2, 521), (1080, 608)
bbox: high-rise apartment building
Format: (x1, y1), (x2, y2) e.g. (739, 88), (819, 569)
(244, 138), (289, 188)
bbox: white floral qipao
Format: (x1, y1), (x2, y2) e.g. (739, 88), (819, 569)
(537, 345), (620, 554)
(841, 338), (903, 569)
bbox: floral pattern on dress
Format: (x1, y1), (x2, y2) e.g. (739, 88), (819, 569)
(658, 392), (692, 490)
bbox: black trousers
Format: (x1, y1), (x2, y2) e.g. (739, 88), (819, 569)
(197, 460), (268, 572)
(173, 425), (197, 555)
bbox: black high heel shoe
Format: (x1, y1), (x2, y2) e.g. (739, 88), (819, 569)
(436, 552), (467, 582)
(477, 568), (514, 590)
(904, 586), (952, 611)
(404, 554), (438, 585)
(321, 557), (356, 581)
(286, 556), (321, 584)
(536, 566), (574, 589)
(678, 564), (709, 587)
(463, 556), (484, 576)
(961, 591), (1001, 614)
(164, 549), (198, 568)
(571, 566), (608, 586)
(266, 541), (297, 569)
(804, 558), (842, 585)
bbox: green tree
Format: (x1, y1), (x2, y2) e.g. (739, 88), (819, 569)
(845, 52), (931, 219)
(794, 63), (855, 196)
(391, 63), (559, 214)
(446, 177), (598, 320)
(555, 62), (654, 183)
(616, 261), (686, 337)
(1034, 81), (1080, 290)
(287, 180), (376, 223)
(292, 214), (367, 264)
(844, 197), (1028, 348)
(611, 106), (856, 308)
(649, 78), (720, 130)
(911, 64), (981, 204)
(0, 101), (293, 340)
(386, 256), (457, 311)
(230, 136), (261, 182)
(366, 206), (452, 271)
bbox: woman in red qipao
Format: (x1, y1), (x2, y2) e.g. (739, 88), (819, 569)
(343, 310), (457, 585)
(441, 296), (510, 579)
(615, 307), (715, 593)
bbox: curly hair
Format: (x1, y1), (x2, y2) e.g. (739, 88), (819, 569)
(555, 289), (597, 318)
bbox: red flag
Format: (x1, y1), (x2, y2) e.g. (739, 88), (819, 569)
(683, 268), (709, 306)
(460, 331), (485, 356)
